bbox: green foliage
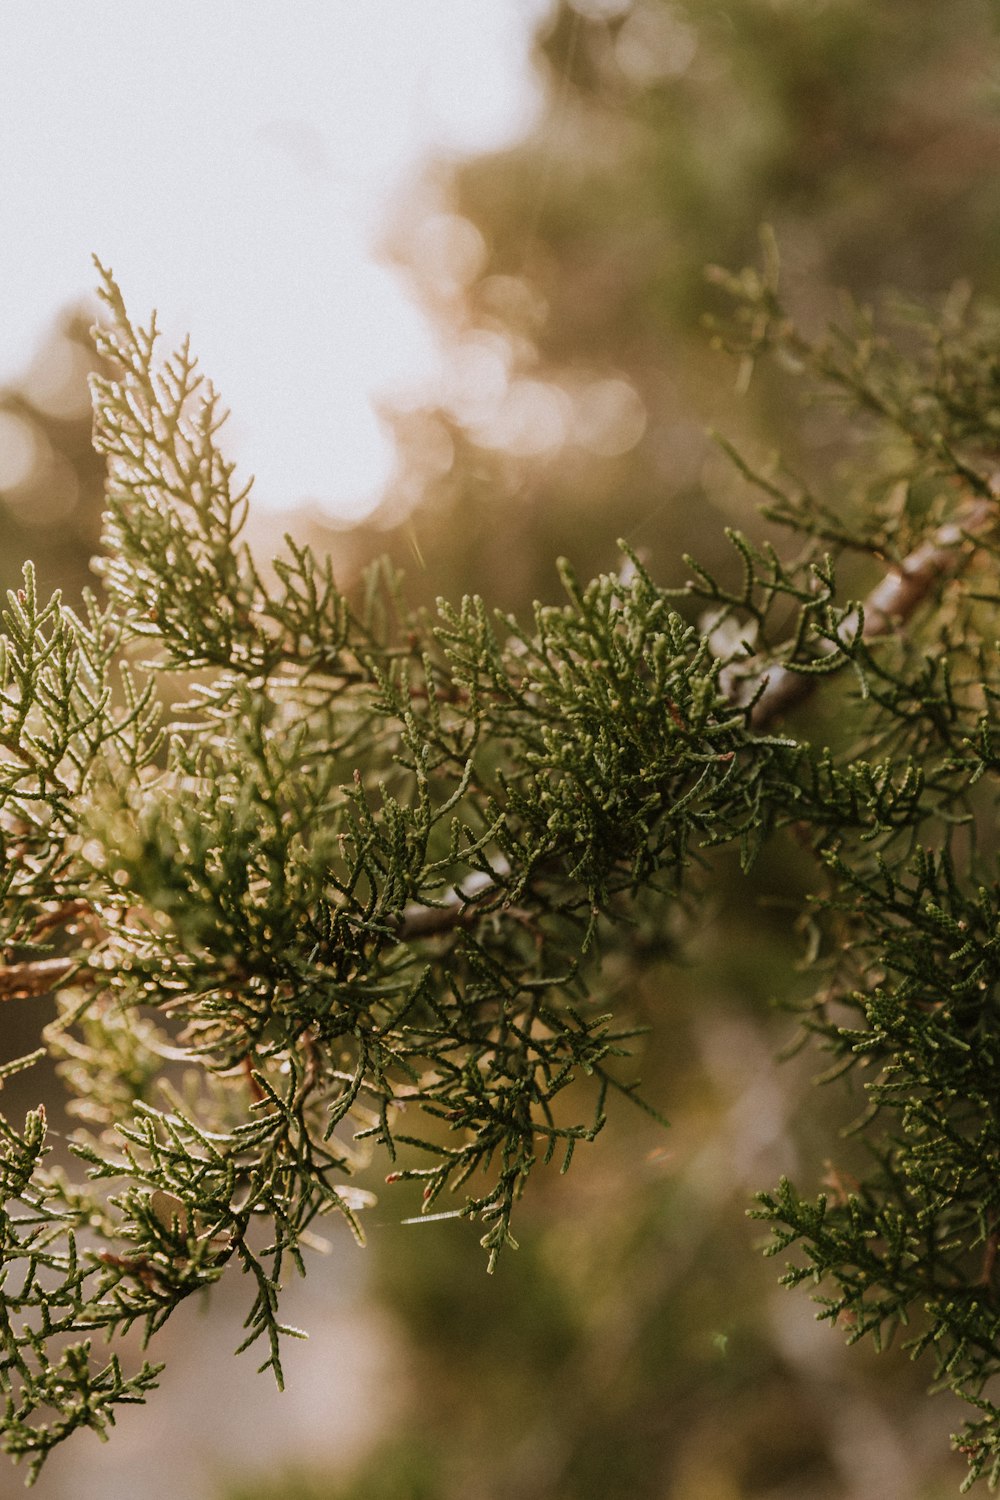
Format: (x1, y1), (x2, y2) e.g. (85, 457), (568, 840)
(1, 255), (1000, 1490)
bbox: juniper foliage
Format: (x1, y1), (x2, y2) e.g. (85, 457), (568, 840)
(0, 260), (998, 1487)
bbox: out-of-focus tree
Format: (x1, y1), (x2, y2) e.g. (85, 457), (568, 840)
(0, 309), (106, 602)
(323, 0), (1000, 613)
(261, 6), (1000, 1498)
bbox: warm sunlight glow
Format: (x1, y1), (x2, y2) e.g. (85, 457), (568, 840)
(1, 1), (553, 520)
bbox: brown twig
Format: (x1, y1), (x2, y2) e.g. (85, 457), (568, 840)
(978, 1223), (999, 1291)
(396, 867), (508, 941)
(27, 899), (93, 943)
(0, 899), (102, 1001)
(0, 955), (80, 1002)
(749, 498), (994, 730)
(242, 1053), (266, 1103)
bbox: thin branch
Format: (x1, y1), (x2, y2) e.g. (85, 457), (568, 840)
(0, 956), (79, 1001)
(749, 498), (995, 730)
(396, 867), (508, 940)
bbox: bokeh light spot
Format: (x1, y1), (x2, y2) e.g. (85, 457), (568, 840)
(0, 411), (39, 491)
(478, 274), (549, 331)
(616, 4), (698, 85)
(22, 338), (95, 420)
(408, 214), (489, 299)
(572, 377), (647, 456)
(570, 0), (634, 20)
(475, 378), (572, 458)
(441, 333), (514, 426)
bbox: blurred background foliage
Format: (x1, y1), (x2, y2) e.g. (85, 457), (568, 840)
(6, 1), (1000, 1496)
(327, 0), (1000, 618)
(0, 310), (105, 602)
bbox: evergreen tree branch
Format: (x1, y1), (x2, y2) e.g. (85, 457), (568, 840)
(0, 259), (998, 1484)
(747, 495), (996, 729)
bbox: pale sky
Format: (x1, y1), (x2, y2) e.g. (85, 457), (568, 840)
(2, 2), (552, 519)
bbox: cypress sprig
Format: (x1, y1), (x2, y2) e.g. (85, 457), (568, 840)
(0, 259), (998, 1485)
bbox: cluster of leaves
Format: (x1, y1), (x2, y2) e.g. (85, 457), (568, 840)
(706, 254), (1000, 1491)
(0, 269), (769, 1477)
(1, 259), (999, 1488)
